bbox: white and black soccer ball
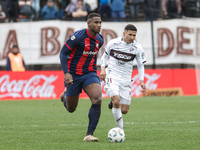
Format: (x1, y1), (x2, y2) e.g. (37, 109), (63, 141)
(108, 127), (125, 143)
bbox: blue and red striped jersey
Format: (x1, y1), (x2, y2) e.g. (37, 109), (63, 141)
(60, 29), (104, 75)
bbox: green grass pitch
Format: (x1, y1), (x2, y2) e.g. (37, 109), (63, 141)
(0, 96), (200, 150)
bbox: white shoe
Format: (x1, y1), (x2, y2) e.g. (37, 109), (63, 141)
(83, 135), (99, 142)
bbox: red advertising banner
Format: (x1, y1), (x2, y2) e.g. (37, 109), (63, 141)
(0, 69), (198, 100)
(0, 71), (64, 100)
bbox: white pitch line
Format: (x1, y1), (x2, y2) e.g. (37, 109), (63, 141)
(124, 121), (198, 125)
(30, 125), (38, 127)
(0, 121), (198, 128)
(60, 124), (87, 127)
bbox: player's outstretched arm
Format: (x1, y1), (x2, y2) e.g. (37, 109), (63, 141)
(100, 49), (110, 82)
(137, 63), (146, 93)
(140, 80), (146, 93)
(60, 44), (71, 73)
(100, 66), (106, 81)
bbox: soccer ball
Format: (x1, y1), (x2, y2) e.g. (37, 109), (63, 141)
(108, 127), (125, 143)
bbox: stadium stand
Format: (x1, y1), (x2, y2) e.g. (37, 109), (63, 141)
(0, 0), (199, 70)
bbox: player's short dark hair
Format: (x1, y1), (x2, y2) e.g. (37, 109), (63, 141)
(87, 13), (101, 21)
(124, 24), (137, 32)
(12, 45), (18, 48)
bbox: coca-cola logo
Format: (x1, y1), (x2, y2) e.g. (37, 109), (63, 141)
(0, 74), (58, 98)
(101, 73), (161, 97)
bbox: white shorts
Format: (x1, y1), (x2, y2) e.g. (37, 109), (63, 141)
(104, 77), (131, 105)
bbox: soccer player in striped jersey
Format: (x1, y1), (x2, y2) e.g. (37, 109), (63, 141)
(60, 13), (104, 142)
(100, 24), (146, 133)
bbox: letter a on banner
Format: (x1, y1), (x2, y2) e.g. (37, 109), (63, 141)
(2, 30), (19, 59)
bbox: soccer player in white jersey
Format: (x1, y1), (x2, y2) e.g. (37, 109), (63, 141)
(100, 24), (146, 131)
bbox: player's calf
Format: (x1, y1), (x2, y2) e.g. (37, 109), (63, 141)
(108, 100), (113, 109)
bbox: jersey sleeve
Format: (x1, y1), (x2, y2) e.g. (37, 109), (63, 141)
(98, 34), (104, 48)
(60, 32), (81, 73)
(65, 31), (81, 50)
(136, 44), (146, 66)
(100, 40), (112, 67)
(135, 44), (146, 80)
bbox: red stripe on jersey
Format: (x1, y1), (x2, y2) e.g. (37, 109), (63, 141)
(76, 38), (90, 75)
(67, 46), (78, 72)
(65, 43), (72, 51)
(88, 40), (100, 72)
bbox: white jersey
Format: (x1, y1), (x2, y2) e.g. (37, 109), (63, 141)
(101, 37), (146, 82)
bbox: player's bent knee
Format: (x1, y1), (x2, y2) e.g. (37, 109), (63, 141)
(113, 100), (120, 108)
(121, 110), (128, 114)
(67, 107), (76, 113)
(92, 96), (102, 105)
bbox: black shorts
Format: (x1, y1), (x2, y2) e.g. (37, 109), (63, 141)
(65, 72), (100, 96)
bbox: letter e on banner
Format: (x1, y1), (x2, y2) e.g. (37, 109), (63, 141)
(177, 27), (193, 55)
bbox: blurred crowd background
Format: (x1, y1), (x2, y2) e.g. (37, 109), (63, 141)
(0, 0), (200, 23)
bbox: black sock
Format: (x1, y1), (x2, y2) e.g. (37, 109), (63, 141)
(63, 95), (67, 109)
(86, 104), (101, 135)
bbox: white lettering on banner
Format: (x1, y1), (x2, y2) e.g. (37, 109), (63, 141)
(0, 74), (58, 98)
(101, 73), (161, 97)
(0, 93), (22, 98)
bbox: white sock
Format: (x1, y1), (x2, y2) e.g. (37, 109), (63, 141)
(112, 108), (123, 129)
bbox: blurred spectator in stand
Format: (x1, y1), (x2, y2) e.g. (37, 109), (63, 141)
(162, 0), (182, 18)
(184, 0), (198, 17)
(41, 0), (58, 20)
(199, 0), (200, 16)
(128, 0), (142, 21)
(10, 0), (19, 22)
(31, 0), (40, 19)
(18, 0), (33, 22)
(61, 0), (71, 8)
(57, 1), (65, 19)
(6, 45), (26, 72)
(40, 0), (46, 8)
(40, 0), (50, 8)
(62, 0), (70, 9)
(0, 4), (6, 22)
(84, 0), (98, 13)
(0, 0), (10, 20)
(110, 0), (126, 21)
(72, 0), (87, 21)
(64, 0), (77, 20)
(181, 0), (186, 15)
(99, 0), (111, 21)
(143, 0), (160, 21)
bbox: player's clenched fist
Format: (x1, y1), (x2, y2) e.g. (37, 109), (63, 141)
(140, 83), (146, 93)
(64, 73), (73, 86)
